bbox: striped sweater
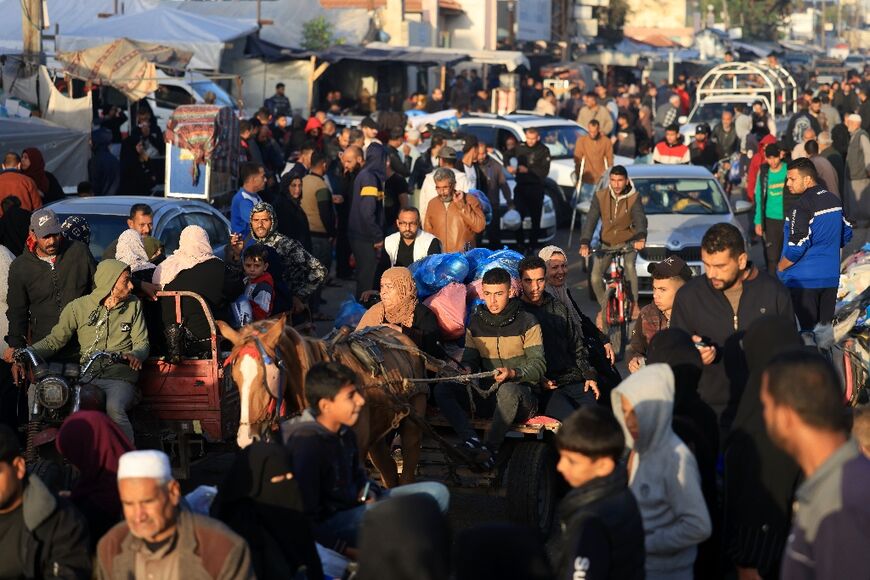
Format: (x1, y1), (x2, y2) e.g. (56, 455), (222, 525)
(462, 299), (546, 387)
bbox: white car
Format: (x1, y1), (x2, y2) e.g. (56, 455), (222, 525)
(482, 153), (556, 245)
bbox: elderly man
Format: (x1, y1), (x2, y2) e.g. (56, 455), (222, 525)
(423, 168), (485, 253)
(97, 450), (254, 579)
(418, 146), (469, 225)
(845, 113), (870, 222)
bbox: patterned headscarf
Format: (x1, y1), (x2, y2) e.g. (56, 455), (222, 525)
(115, 229), (156, 273)
(152, 225), (215, 287)
(61, 216), (91, 246)
(249, 201), (278, 241)
(357, 267), (418, 330)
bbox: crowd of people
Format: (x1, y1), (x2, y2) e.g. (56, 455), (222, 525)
(0, 58), (867, 580)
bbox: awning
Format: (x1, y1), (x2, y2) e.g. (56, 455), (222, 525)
(244, 38), (468, 67)
(244, 36), (315, 63)
(366, 42), (529, 72)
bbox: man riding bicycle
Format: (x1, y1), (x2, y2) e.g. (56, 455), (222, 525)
(579, 165), (648, 324)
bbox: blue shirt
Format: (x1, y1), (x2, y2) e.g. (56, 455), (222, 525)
(230, 188), (262, 237)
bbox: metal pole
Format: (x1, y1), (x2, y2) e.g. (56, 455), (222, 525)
(20, 0), (42, 74)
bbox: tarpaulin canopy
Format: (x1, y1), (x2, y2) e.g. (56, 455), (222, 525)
(56, 6), (257, 70)
(56, 39), (193, 100)
(366, 42), (529, 72)
(244, 37), (467, 67)
(243, 36), (314, 63)
(0, 116), (89, 187)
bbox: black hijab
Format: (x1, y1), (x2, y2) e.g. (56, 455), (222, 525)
(454, 523), (551, 580)
(212, 442), (323, 580)
(357, 494), (450, 580)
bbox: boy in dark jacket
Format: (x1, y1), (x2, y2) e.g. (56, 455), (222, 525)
(555, 406), (645, 580)
(282, 362), (448, 554)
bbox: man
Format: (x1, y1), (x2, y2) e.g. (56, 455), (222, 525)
(284, 142), (315, 183)
(426, 87), (446, 113)
(613, 113), (640, 158)
(460, 135), (480, 191)
(385, 126), (412, 180)
(779, 158), (852, 330)
(230, 162), (265, 237)
(476, 139), (513, 249)
(809, 97), (829, 132)
(820, 94), (842, 129)
(791, 127), (818, 160)
(655, 95), (682, 136)
(670, 223), (794, 429)
(760, 351), (870, 579)
(560, 87), (584, 121)
(845, 113), (870, 222)
(0, 424), (91, 579)
(0, 152), (42, 214)
(514, 127), (551, 251)
(383, 153), (411, 234)
(754, 143), (788, 273)
(751, 101), (776, 138)
(785, 100), (822, 151)
(103, 203), (163, 301)
(577, 92), (614, 136)
(30, 259), (147, 442)
(652, 124), (691, 164)
(819, 131), (846, 195)
(733, 104), (752, 152)
(360, 116), (381, 153)
(805, 139), (841, 198)
(301, 152), (336, 319)
(689, 123), (719, 170)
(423, 168), (485, 253)
(238, 120), (262, 165)
(334, 145), (364, 279)
(400, 128), (423, 177)
(711, 109), (740, 159)
(574, 119), (614, 188)
(434, 267), (545, 468)
(4, 209), (96, 366)
(265, 82), (291, 117)
(98, 450), (254, 579)
(418, 146), (469, 225)
(579, 165), (647, 322)
(380, 207), (441, 269)
(120, 111), (163, 195)
(411, 134), (444, 191)
(518, 256), (598, 420)
(348, 142), (386, 298)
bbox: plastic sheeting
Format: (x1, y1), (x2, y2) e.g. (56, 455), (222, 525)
(39, 66), (92, 134)
(0, 117), (89, 187)
(408, 253), (470, 298)
(335, 295), (367, 329)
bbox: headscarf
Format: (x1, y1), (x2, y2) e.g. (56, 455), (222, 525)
(250, 201), (278, 242)
(55, 411), (133, 515)
(539, 245), (580, 326)
(152, 225), (215, 286)
(22, 147), (49, 193)
(61, 215), (91, 245)
(115, 229), (156, 273)
(357, 267), (418, 329)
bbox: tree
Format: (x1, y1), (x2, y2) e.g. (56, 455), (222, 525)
(598, 0), (630, 43)
(302, 16), (334, 51)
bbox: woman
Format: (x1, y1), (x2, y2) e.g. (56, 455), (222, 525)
(55, 411), (134, 547)
(273, 173), (312, 252)
(115, 229), (156, 282)
(356, 267), (444, 359)
(22, 148), (64, 204)
(153, 225), (244, 358)
(212, 442), (323, 580)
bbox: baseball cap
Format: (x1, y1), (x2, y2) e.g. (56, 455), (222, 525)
(438, 146), (458, 160)
(0, 424), (21, 464)
(360, 116), (378, 130)
(647, 255), (692, 281)
(695, 123), (711, 135)
(30, 208), (62, 238)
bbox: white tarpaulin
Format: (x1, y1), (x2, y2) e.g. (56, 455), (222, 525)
(0, 117), (89, 187)
(56, 6), (257, 70)
(39, 66), (92, 133)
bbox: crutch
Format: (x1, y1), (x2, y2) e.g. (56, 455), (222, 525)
(567, 156), (586, 248)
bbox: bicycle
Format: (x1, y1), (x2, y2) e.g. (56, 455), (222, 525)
(593, 248), (634, 362)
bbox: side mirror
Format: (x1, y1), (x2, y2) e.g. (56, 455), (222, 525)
(733, 199), (753, 215)
(577, 201), (591, 214)
(678, 115), (688, 125)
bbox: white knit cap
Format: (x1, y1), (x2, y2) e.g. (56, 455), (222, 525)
(118, 450), (172, 481)
(538, 245), (566, 262)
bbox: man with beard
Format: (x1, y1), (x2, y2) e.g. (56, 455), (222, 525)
(514, 128), (551, 251)
(348, 143), (387, 299)
(332, 146), (363, 279)
(670, 223), (794, 433)
(379, 207), (441, 270)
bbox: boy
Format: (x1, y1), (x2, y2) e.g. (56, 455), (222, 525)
(240, 243), (275, 323)
(555, 406), (645, 580)
(754, 142), (787, 273)
(627, 256), (692, 372)
(282, 362), (448, 554)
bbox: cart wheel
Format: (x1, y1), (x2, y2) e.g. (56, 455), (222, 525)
(220, 370), (240, 443)
(506, 441), (557, 535)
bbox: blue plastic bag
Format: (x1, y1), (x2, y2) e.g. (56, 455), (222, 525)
(466, 189), (493, 226)
(409, 253), (470, 298)
(463, 247), (494, 283)
(473, 248), (524, 280)
(334, 295), (367, 328)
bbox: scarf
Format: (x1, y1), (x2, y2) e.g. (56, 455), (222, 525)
(152, 225), (214, 286)
(115, 229), (156, 273)
(61, 215), (90, 246)
(357, 267), (418, 329)
(22, 147), (49, 193)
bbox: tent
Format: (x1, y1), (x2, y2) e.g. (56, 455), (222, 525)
(56, 6), (257, 70)
(0, 116), (89, 187)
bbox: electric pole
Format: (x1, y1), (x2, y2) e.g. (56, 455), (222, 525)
(21, 0), (43, 75)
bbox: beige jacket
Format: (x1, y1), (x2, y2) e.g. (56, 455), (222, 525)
(423, 193), (486, 253)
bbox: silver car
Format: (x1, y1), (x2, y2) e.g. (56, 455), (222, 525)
(583, 164), (752, 296)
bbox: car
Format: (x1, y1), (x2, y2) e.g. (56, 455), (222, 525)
(843, 55), (867, 71)
(457, 114), (633, 224)
(580, 164), (752, 296)
(47, 196), (231, 260)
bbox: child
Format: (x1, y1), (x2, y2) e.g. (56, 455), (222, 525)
(282, 362), (449, 554)
(555, 406), (645, 580)
(233, 244), (274, 326)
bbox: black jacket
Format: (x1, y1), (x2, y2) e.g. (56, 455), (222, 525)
(520, 294), (596, 384)
(411, 149), (437, 190)
(514, 142), (551, 187)
(670, 265), (795, 427)
(555, 466), (645, 580)
(690, 141), (719, 170)
(6, 240), (95, 357)
(20, 474), (92, 579)
(478, 156), (513, 206)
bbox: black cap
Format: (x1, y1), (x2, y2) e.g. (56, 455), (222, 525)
(0, 424), (21, 464)
(360, 116), (378, 130)
(388, 126), (404, 141)
(648, 255), (692, 281)
(695, 122), (711, 135)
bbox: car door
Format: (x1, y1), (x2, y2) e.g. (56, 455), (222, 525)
(459, 123), (497, 147)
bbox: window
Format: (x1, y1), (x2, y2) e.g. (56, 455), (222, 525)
(158, 214), (187, 255)
(460, 124), (496, 147)
(153, 84), (195, 110)
(633, 178), (729, 215)
(184, 212), (229, 250)
(535, 125), (585, 159)
(53, 214), (126, 259)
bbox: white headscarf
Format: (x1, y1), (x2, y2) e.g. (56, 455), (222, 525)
(115, 229), (156, 273)
(152, 225), (215, 287)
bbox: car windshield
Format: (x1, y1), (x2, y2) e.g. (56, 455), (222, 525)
(190, 81), (236, 109)
(54, 214), (127, 259)
(688, 102), (744, 124)
(536, 125), (585, 159)
(632, 178), (730, 215)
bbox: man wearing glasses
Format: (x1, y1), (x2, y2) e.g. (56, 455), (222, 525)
(381, 207), (442, 269)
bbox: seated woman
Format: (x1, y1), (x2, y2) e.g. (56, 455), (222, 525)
(356, 267), (445, 360)
(115, 228), (163, 348)
(152, 225), (244, 359)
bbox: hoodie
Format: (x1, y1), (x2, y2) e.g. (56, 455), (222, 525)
(652, 137), (690, 164)
(746, 134), (777, 204)
(611, 364), (711, 579)
(32, 259), (149, 383)
(348, 142), (386, 242)
(579, 182), (648, 247)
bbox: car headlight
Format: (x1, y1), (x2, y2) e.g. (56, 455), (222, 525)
(36, 376), (70, 410)
(543, 196), (554, 212)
